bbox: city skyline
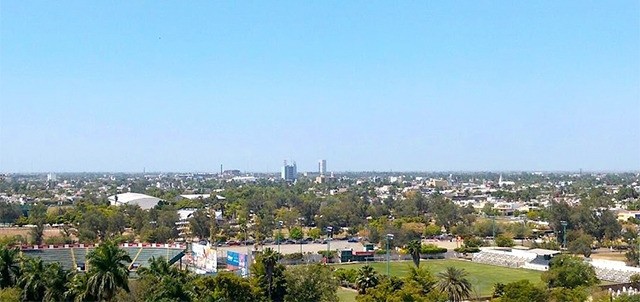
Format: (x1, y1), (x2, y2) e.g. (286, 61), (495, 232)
(1, 2), (638, 173)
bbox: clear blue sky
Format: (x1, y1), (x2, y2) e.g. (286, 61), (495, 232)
(1, 1), (639, 173)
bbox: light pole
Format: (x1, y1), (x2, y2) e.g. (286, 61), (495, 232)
(245, 221), (251, 278)
(386, 233), (394, 277)
(522, 216), (527, 246)
(277, 221), (283, 254)
(560, 221), (568, 249)
(326, 226), (333, 264)
(490, 215), (496, 245)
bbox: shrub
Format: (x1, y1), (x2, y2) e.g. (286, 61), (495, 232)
(496, 235), (515, 247)
(0, 235), (25, 246)
(464, 236), (484, 248)
(375, 249), (388, 255)
(420, 244), (447, 254)
(44, 235), (72, 245)
(334, 268), (358, 284)
(454, 246), (480, 254)
(318, 250), (336, 259)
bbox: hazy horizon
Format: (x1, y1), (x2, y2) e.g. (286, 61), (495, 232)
(3, 169), (638, 175)
(1, 2), (639, 172)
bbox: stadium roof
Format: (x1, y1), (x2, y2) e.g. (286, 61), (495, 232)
(179, 194), (210, 200)
(108, 192), (161, 210)
(529, 248), (561, 256)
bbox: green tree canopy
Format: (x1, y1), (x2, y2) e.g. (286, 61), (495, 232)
(542, 255), (599, 289)
(284, 264), (338, 302)
(494, 280), (548, 302)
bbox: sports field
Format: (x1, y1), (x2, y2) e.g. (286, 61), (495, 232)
(337, 259), (543, 299)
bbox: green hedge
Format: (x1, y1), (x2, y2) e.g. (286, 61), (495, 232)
(454, 246), (480, 253)
(420, 244), (447, 254)
(317, 250), (336, 259)
(282, 252), (303, 260)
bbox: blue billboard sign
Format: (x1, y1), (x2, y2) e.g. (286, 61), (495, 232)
(227, 251), (241, 267)
(226, 251), (249, 277)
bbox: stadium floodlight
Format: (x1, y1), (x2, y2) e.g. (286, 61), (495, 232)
(386, 234), (394, 276)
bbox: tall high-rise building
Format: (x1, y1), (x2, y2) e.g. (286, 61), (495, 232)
(318, 159), (327, 175)
(281, 160), (297, 182)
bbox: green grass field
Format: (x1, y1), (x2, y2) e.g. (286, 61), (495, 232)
(337, 259), (543, 298)
(337, 287), (357, 302)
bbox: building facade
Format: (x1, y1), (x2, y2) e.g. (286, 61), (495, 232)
(281, 160), (297, 182)
(319, 159), (327, 175)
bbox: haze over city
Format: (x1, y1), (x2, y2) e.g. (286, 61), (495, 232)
(1, 2), (639, 172)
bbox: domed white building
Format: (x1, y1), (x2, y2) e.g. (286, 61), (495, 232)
(108, 192), (162, 210)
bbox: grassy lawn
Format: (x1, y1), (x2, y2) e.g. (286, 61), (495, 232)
(337, 287), (357, 302)
(336, 259), (543, 297)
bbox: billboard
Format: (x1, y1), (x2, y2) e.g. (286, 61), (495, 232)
(191, 242), (217, 274)
(226, 251), (249, 277)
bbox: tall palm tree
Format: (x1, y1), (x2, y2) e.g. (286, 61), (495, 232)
(86, 240), (132, 301)
(43, 262), (69, 302)
(435, 267), (472, 302)
(261, 247), (280, 300)
(18, 257), (47, 301)
(355, 265), (379, 294)
(407, 239), (422, 268)
(0, 245), (21, 288)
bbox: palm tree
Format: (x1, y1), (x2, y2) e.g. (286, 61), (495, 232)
(355, 265), (379, 294)
(261, 247), (280, 300)
(86, 240), (132, 301)
(136, 256), (194, 301)
(0, 245), (21, 288)
(18, 257), (47, 301)
(435, 267), (472, 302)
(43, 262), (69, 302)
(137, 256), (173, 277)
(407, 239), (422, 268)
(65, 272), (94, 302)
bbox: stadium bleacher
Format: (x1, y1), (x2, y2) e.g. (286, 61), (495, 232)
(21, 245), (185, 272)
(22, 249), (75, 270)
(591, 260), (640, 283)
(472, 249), (536, 268)
(471, 248), (640, 283)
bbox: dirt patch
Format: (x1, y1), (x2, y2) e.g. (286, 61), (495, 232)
(591, 251), (627, 262)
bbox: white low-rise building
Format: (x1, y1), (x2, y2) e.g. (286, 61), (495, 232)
(108, 192), (162, 210)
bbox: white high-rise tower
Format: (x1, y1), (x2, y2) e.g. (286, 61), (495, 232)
(318, 159), (327, 175)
